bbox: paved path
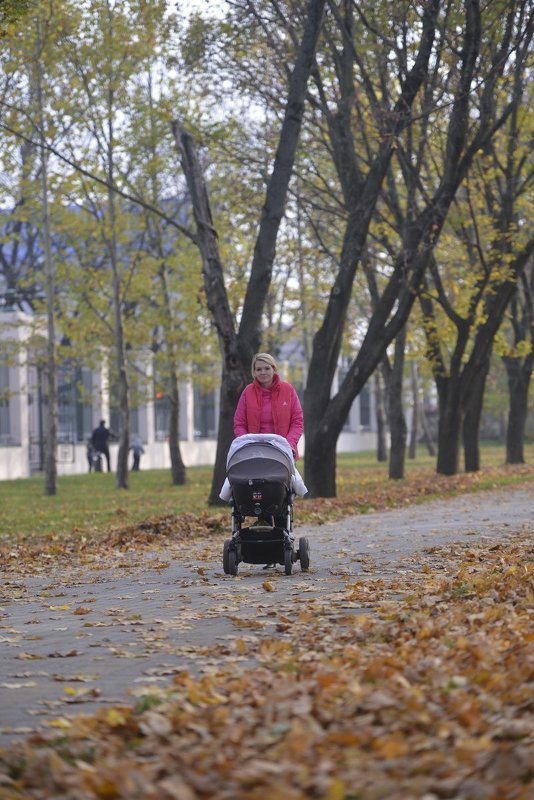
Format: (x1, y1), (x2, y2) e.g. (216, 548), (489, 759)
(1, 486), (532, 746)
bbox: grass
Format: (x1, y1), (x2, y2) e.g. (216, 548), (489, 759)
(1, 441), (533, 541)
(0, 466), (215, 540)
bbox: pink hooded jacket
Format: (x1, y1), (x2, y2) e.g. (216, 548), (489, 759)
(233, 373), (303, 458)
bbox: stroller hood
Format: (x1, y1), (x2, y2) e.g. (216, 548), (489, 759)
(219, 434), (307, 501)
(227, 440), (293, 486)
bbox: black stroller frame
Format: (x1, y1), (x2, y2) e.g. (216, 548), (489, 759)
(222, 437), (310, 576)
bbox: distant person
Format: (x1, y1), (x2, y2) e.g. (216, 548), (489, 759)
(90, 420), (116, 472)
(129, 437), (145, 471)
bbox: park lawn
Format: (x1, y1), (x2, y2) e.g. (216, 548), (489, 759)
(0, 442), (533, 543)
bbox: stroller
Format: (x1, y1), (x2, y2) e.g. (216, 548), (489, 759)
(221, 434), (310, 576)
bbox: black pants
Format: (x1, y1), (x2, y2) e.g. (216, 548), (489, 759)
(99, 446), (111, 472)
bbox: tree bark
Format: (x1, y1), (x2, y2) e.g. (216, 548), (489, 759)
(462, 357), (489, 473)
(109, 184), (130, 489)
(436, 376), (462, 476)
(375, 371), (388, 463)
(503, 260), (534, 464)
(156, 261), (186, 485)
(408, 361), (419, 460)
(172, 0), (327, 504)
(106, 137), (129, 488)
(168, 364), (186, 485)
(504, 357), (532, 464)
(388, 327), (407, 480)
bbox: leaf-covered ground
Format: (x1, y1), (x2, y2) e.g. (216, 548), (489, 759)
(1, 531), (532, 799)
(0, 466), (533, 799)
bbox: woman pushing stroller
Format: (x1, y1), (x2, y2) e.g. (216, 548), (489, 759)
(233, 352), (303, 459)
(220, 353), (308, 575)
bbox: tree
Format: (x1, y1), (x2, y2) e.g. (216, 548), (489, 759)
(303, 0), (440, 496)
(0, 1), (81, 493)
(417, 27), (534, 474)
(0, 0), (31, 36)
(174, 0), (327, 504)
(302, 0), (534, 495)
(34, 14), (57, 495)
(56, 0), (180, 488)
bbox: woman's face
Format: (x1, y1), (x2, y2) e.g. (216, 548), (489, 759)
(253, 359), (276, 387)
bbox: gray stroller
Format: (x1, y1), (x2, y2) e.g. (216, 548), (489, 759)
(222, 436), (310, 576)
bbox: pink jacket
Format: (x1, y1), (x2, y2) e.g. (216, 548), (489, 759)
(234, 374), (303, 458)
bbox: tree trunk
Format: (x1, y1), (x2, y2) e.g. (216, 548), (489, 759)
(173, 122), (246, 504)
(388, 327), (407, 479)
(502, 260), (534, 465)
(504, 357), (531, 464)
(421, 408), (436, 457)
(375, 371), (388, 463)
(436, 379), (462, 475)
(35, 18), (57, 497)
(213, 367), (244, 504)
(107, 171), (129, 488)
(408, 361), (419, 460)
(173, 0), (327, 505)
(168, 368), (186, 485)
(147, 66), (187, 488)
(462, 360), (489, 473)
(157, 262), (186, 485)
(302, 425), (337, 498)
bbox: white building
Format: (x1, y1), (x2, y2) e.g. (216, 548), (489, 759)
(0, 310), (376, 480)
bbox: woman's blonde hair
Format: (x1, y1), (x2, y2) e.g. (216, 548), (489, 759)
(251, 352), (278, 374)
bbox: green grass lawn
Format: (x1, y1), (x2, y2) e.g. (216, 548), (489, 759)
(1, 442), (533, 541)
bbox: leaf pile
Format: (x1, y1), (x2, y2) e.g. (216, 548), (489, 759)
(0, 512), (228, 577)
(1, 532), (532, 799)
(2, 463), (533, 577)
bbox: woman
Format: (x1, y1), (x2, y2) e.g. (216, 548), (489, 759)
(234, 352), (303, 458)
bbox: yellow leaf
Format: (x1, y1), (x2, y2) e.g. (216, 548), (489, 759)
(49, 604), (70, 611)
(262, 581), (275, 592)
(372, 736), (410, 758)
(187, 685), (227, 705)
(92, 779), (121, 800)
(105, 708), (130, 727)
(326, 779), (346, 800)
(47, 717), (72, 729)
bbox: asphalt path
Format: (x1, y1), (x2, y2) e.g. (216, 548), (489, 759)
(1, 485), (533, 747)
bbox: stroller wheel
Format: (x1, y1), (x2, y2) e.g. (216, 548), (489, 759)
(298, 536), (310, 571)
(228, 548), (238, 576)
(223, 539), (231, 574)
(284, 548), (293, 576)
(223, 539), (238, 576)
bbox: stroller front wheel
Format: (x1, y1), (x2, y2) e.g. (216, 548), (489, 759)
(284, 548), (293, 576)
(223, 539), (238, 576)
(298, 536), (310, 571)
